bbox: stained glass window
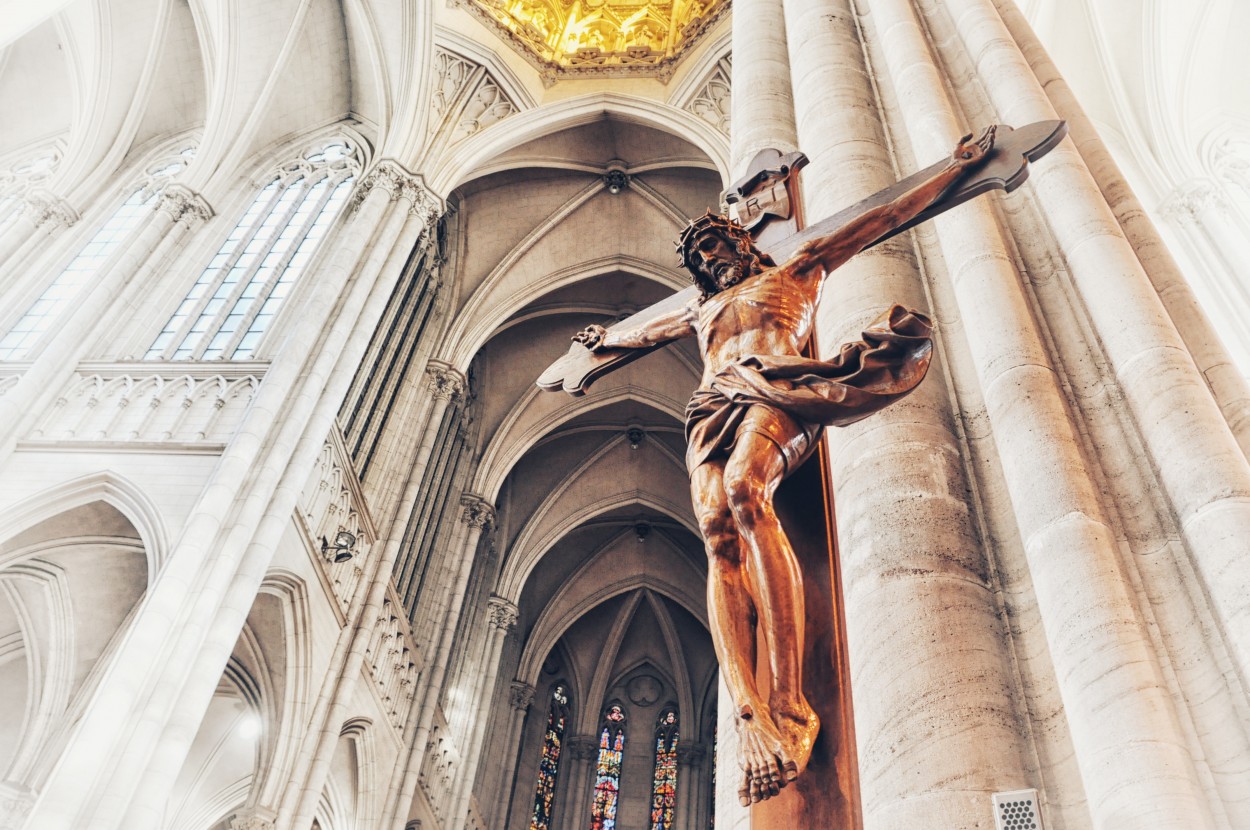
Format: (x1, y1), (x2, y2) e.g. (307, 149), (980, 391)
(530, 684), (570, 830)
(589, 703), (627, 830)
(0, 148), (192, 360)
(146, 139), (360, 361)
(650, 709), (678, 830)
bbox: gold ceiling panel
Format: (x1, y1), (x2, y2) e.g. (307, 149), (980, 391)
(460, 0), (729, 80)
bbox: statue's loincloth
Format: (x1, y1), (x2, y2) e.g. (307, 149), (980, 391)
(684, 305), (934, 475)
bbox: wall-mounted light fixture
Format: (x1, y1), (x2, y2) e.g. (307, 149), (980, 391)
(321, 529), (357, 563)
(627, 426), (645, 449)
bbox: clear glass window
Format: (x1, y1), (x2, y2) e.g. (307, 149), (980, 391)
(146, 139), (360, 361)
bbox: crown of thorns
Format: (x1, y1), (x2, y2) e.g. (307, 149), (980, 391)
(675, 210), (771, 272)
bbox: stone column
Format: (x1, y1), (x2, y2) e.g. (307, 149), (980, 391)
(729, 0), (797, 178)
(867, 0), (1215, 827)
(946, 0), (1250, 809)
(25, 163), (436, 830)
(0, 188), (77, 290)
(1159, 181), (1250, 357)
(557, 735), (600, 830)
(449, 596), (519, 830)
(675, 743), (705, 830)
(779, 0), (1033, 825)
(993, 0), (1250, 451)
(387, 494), (495, 828)
(489, 681), (535, 825)
(0, 184), (211, 455)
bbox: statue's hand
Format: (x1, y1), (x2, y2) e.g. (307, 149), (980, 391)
(572, 323), (609, 351)
(952, 125), (997, 169)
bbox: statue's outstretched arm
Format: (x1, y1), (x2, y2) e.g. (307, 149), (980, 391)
(572, 303), (697, 352)
(789, 127), (996, 278)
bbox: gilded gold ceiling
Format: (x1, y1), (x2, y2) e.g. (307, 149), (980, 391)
(463, 0), (729, 79)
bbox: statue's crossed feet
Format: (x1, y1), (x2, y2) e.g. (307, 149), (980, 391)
(734, 699), (820, 806)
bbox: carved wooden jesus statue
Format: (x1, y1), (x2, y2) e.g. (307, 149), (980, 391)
(569, 128), (996, 805)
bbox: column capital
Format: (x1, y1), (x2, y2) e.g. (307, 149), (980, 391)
(229, 815), (275, 830)
(1160, 178), (1228, 224)
(677, 743), (707, 764)
(509, 680), (536, 711)
(24, 187), (78, 228)
(487, 595), (519, 631)
(425, 361), (466, 402)
(459, 493), (495, 530)
(157, 183), (214, 225)
(568, 734), (600, 761)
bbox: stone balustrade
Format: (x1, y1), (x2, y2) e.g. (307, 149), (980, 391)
(24, 362), (264, 444)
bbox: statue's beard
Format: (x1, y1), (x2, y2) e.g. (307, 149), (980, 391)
(712, 259), (746, 290)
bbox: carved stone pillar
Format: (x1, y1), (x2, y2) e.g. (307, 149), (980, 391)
(449, 596), (519, 830)
(384, 494), (495, 830)
(675, 743), (705, 830)
(0, 187), (77, 287)
(557, 735), (600, 830)
(1159, 180), (1250, 362)
(0, 183), (213, 455)
(729, 0), (796, 178)
(490, 680), (536, 824)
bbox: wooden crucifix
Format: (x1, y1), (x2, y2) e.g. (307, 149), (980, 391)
(536, 121), (1067, 824)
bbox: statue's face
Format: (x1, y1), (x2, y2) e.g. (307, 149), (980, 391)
(692, 231), (745, 290)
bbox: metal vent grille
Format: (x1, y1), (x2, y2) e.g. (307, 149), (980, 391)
(993, 788), (1044, 830)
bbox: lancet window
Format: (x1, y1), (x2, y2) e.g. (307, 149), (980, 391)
(145, 139), (360, 361)
(530, 683), (571, 830)
(589, 703), (627, 830)
(0, 147), (193, 360)
(649, 709), (678, 830)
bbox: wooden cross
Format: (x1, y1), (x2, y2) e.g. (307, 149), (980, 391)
(536, 119), (1067, 826)
(537, 120), (1068, 395)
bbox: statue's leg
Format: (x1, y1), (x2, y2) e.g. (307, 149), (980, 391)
(723, 422), (820, 792)
(690, 460), (778, 805)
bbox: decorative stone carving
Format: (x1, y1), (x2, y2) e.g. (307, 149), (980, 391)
(298, 432), (377, 613)
(229, 816), (275, 830)
(157, 183), (214, 224)
(568, 734), (600, 761)
(428, 49), (520, 144)
(677, 743), (707, 764)
(1161, 178), (1229, 225)
(23, 187), (78, 228)
(686, 57), (731, 135)
(487, 595), (519, 631)
(28, 368), (261, 443)
(459, 494), (495, 530)
(426, 363), (467, 402)
(626, 674), (662, 707)
(509, 680), (536, 711)
(363, 594), (421, 729)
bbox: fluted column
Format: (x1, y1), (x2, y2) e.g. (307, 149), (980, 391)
(675, 744), (704, 830)
(388, 494), (494, 828)
(729, 0), (797, 178)
(0, 188), (77, 288)
(557, 735), (599, 830)
(993, 0), (1250, 451)
(1159, 181), (1250, 359)
(779, 0), (1033, 824)
(449, 596), (519, 830)
(0, 184), (211, 455)
(948, 0), (1250, 800)
(491, 681), (535, 825)
(55, 162), (440, 830)
(29, 163), (439, 830)
(868, 0), (1215, 827)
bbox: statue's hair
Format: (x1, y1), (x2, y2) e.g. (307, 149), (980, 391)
(675, 211), (775, 300)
